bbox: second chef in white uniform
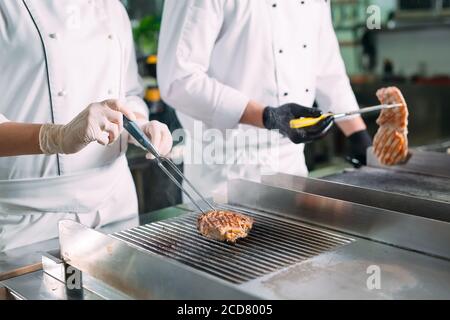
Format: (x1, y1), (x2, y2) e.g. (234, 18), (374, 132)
(0, 0), (173, 252)
(158, 0), (372, 200)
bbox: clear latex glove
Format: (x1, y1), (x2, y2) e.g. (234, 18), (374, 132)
(129, 120), (173, 159)
(39, 100), (136, 155)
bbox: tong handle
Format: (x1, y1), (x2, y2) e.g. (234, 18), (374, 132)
(290, 113), (334, 129)
(123, 116), (160, 159)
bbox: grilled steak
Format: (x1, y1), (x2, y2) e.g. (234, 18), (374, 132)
(197, 210), (254, 243)
(373, 87), (409, 166)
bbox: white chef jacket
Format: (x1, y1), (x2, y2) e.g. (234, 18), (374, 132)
(0, 0), (147, 251)
(158, 0), (359, 200)
(0, 0), (148, 180)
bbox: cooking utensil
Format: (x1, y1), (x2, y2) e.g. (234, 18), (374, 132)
(290, 103), (403, 129)
(123, 116), (215, 213)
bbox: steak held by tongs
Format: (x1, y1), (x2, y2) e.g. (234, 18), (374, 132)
(373, 87), (409, 166)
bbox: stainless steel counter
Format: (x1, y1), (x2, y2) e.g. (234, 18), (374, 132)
(0, 206), (189, 284)
(2, 153), (449, 300)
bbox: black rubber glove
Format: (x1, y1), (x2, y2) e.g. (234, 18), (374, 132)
(263, 103), (334, 144)
(347, 129), (373, 167)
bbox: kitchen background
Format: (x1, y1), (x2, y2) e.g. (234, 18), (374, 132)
(121, 0), (450, 212)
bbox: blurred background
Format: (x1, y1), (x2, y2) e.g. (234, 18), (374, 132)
(121, 0), (450, 212)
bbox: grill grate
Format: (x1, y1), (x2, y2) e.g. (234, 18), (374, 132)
(112, 210), (354, 284)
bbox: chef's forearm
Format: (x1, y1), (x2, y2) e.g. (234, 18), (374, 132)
(336, 116), (367, 137)
(0, 123), (43, 156)
(240, 100), (265, 128)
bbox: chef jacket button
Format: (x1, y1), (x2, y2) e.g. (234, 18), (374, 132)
(303, 44), (308, 48)
(283, 92), (289, 96)
(272, 3), (277, 8)
(108, 34), (114, 40)
(108, 89), (113, 95)
(58, 90), (67, 97)
(306, 89), (310, 93)
(279, 49), (283, 54)
(300, 1), (305, 4)
(49, 33), (58, 40)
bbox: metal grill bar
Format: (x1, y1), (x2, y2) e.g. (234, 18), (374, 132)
(139, 225), (269, 275)
(149, 222), (279, 270)
(113, 210), (354, 284)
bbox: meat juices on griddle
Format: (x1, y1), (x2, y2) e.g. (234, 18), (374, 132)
(373, 87), (409, 166)
(197, 210), (254, 243)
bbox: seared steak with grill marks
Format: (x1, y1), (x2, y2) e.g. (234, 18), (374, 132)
(197, 210), (254, 243)
(373, 87), (409, 166)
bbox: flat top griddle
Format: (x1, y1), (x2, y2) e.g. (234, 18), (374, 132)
(325, 167), (450, 204)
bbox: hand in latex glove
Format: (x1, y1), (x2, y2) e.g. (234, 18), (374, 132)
(263, 103), (334, 144)
(347, 129), (373, 167)
(39, 100), (136, 154)
(129, 120), (173, 159)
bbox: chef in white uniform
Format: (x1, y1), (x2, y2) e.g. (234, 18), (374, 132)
(0, 0), (172, 252)
(158, 0), (372, 200)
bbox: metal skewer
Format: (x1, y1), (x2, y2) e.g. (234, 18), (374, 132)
(123, 116), (215, 214)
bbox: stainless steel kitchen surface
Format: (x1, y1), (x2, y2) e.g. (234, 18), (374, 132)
(1, 164), (450, 299)
(264, 153), (450, 223)
(326, 167), (450, 202)
(112, 210), (355, 284)
(2, 0), (450, 304)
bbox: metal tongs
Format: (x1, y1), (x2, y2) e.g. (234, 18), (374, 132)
(123, 116), (215, 214)
(290, 103), (404, 129)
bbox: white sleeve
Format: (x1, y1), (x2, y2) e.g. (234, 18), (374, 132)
(117, 3), (149, 119)
(157, 0), (249, 130)
(315, 3), (360, 120)
(0, 114), (9, 124)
